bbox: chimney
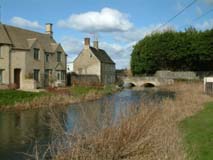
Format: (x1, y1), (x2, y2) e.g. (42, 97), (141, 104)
(46, 23), (53, 37)
(84, 37), (90, 48)
(93, 41), (99, 49)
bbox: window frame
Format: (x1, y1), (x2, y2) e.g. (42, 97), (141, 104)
(61, 71), (65, 80)
(34, 48), (40, 60)
(45, 52), (49, 63)
(33, 69), (40, 81)
(57, 52), (62, 62)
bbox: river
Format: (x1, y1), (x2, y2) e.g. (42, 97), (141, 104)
(0, 88), (175, 160)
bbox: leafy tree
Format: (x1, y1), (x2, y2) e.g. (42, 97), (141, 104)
(131, 28), (213, 75)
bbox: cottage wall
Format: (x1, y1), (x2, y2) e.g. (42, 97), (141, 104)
(101, 63), (116, 84)
(0, 45), (10, 84)
(11, 50), (27, 88)
(73, 48), (101, 80)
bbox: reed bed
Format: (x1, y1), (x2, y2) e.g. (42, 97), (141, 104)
(31, 82), (212, 160)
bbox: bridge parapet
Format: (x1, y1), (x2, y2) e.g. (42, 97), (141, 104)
(122, 76), (174, 87)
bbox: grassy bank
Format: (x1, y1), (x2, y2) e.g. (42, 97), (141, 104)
(180, 102), (213, 160)
(0, 90), (47, 106)
(0, 85), (119, 111)
(32, 82), (212, 160)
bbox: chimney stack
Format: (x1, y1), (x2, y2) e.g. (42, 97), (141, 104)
(46, 23), (53, 37)
(93, 41), (99, 49)
(84, 38), (90, 48)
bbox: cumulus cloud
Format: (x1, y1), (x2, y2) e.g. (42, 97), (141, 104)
(60, 36), (84, 62)
(100, 41), (135, 69)
(114, 24), (172, 43)
(195, 19), (213, 30)
(11, 17), (43, 30)
(57, 8), (133, 33)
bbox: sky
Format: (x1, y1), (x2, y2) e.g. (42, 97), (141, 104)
(0, 0), (213, 69)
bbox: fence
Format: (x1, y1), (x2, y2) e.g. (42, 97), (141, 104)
(204, 77), (213, 95)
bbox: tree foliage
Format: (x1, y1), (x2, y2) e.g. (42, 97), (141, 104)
(131, 28), (213, 75)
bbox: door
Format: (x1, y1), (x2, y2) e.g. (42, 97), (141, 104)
(14, 69), (21, 89)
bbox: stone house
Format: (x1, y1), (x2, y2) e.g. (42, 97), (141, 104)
(73, 38), (115, 85)
(0, 23), (67, 89)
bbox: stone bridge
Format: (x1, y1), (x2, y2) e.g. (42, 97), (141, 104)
(122, 76), (174, 87)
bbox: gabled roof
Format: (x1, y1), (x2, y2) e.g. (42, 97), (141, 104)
(89, 47), (115, 64)
(0, 25), (12, 45)
(0, 24), (60, 52)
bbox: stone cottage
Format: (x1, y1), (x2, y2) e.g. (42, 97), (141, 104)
(73, 38), (115, 85)
(0, 23), (67, 89)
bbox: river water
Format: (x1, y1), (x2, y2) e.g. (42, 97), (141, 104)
(0, 88), (175, 160)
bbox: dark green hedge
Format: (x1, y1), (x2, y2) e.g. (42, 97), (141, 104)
(131, 28), (213, 75)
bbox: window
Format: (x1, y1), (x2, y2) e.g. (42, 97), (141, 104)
(61, 71), (65, 80)
(0, 70), (3, 83)
(45, 53), (49, 62)
(33, 69), (40, 81)
(57, 52), (62, 62)
(34, 48), (40, 60)
(57, 72), (60, 80)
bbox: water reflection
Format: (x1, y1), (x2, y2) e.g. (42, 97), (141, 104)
(0, 88), (175, 160)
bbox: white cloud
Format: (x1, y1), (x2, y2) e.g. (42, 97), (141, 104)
(57, 8), (133, 33)
(114, 24), (171, 43)
(60, 36), (83, 62)
(11, 17), (43, 30)
(195, 19), (213, 30)
(100, 41), (135, 69)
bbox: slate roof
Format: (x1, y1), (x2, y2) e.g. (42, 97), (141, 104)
(0, 24), (59, 52)
(90, 47), (115, 64)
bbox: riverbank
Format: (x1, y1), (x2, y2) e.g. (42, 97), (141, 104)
(0, 85), (119, 111)
(180, 102), (213, 160)
(43, 81), (212, 160)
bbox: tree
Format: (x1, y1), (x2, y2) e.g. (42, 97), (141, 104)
(131, 28), (213, 75)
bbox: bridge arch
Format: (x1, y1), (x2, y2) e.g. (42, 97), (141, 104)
(123, 82), (136, 88)
(141, 83), (155, 87)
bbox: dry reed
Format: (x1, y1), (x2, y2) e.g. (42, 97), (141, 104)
(32, 82), (212, 160)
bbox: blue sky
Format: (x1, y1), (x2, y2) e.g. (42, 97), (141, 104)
(1, 0), (213, 69)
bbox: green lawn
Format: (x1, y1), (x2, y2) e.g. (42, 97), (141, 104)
(180, 102), (213, 160)
(0, 90), (47, 106)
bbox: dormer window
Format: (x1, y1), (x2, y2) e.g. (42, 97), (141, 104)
(34, 48), (40, 60)
(57, 52), (62, 62)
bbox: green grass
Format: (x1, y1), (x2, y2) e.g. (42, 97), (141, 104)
(180, 102), (213, 160)
(0, 90), (47, 106)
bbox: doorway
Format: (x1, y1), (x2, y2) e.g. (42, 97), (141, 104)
(14, 69), (21, 89)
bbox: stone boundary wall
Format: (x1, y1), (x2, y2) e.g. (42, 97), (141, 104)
(22, 79), (37, 90)
(155, 70), (213, 80)
(70, 73), (100, 86)
(0, 84), (9, 89)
